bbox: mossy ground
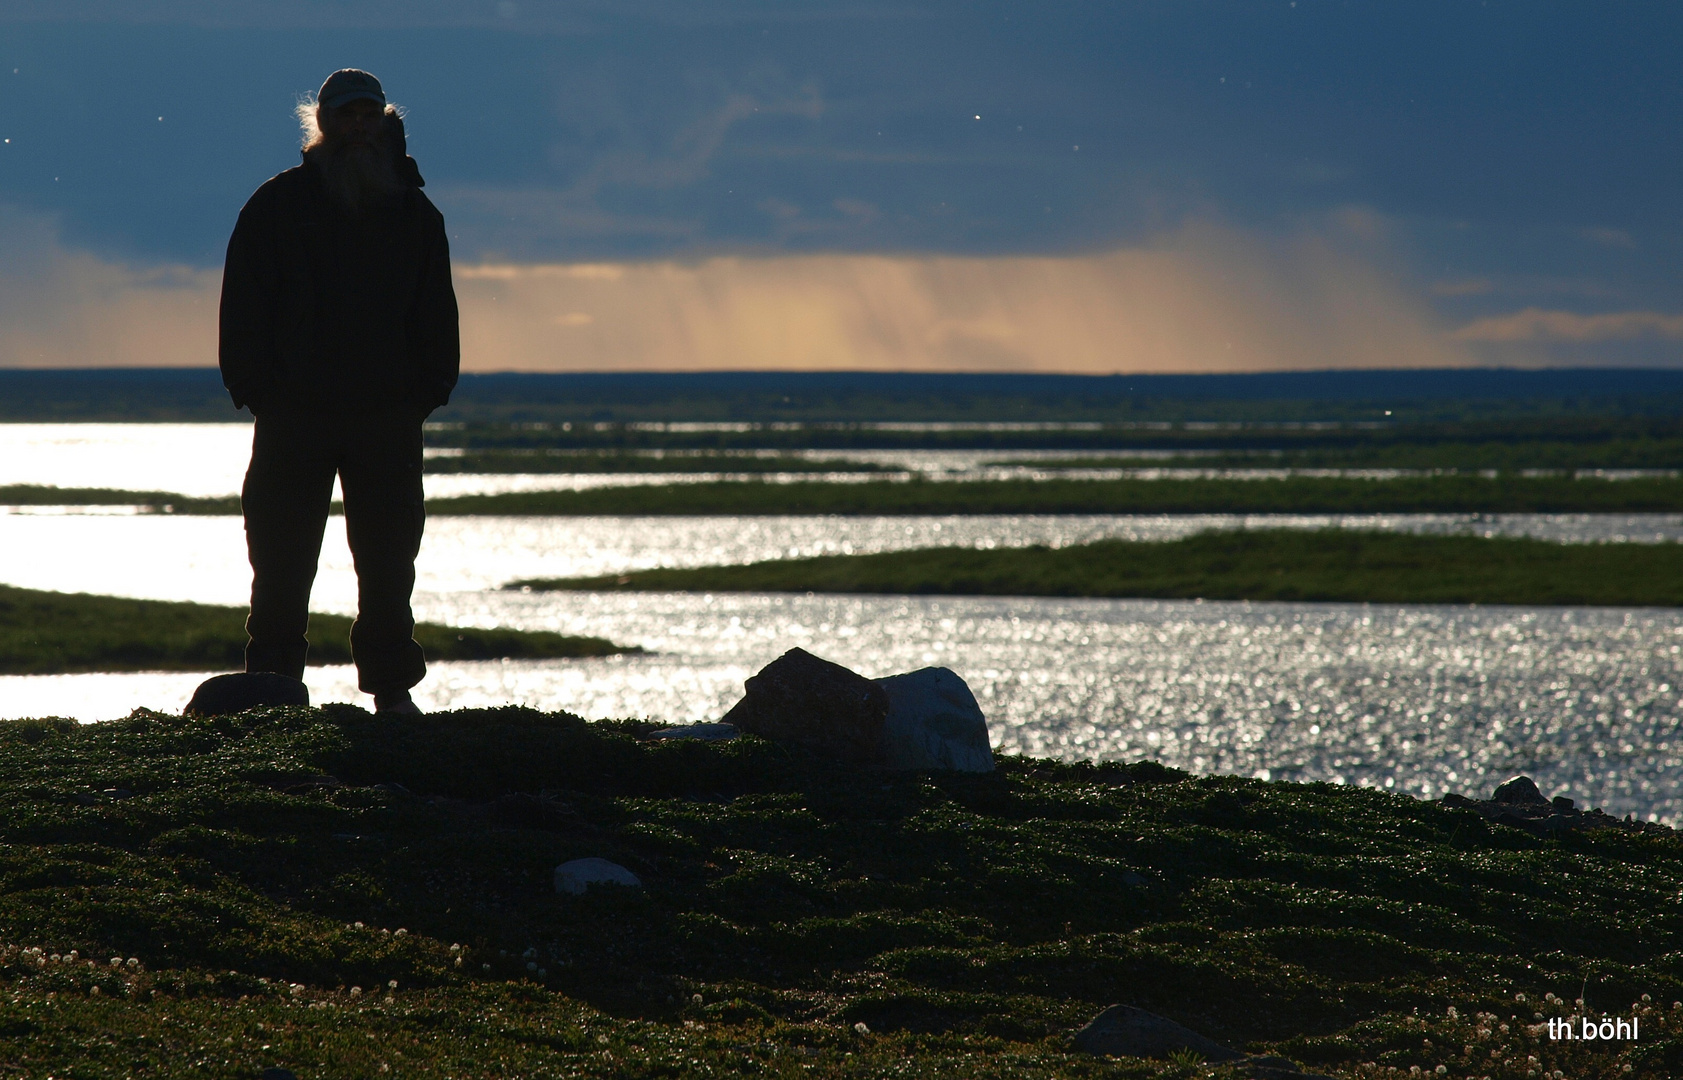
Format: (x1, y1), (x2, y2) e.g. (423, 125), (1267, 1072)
(0, 706), (1678, 1077)
(512, 528), (1683, 607)
(0, 585), (632, 675)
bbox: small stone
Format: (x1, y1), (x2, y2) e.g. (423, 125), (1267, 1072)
(720, 648), (890, 766)
(1072, 1004), (1244, 1062)
(874, 666), (993, 772)
(554, 857), (643, 895)
(1491, 775), (1549, 806)
(646, 723), (740, 742)
(184, 672), (309, 717)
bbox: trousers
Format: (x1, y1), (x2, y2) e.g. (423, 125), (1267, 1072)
(242, 406), (427, 693)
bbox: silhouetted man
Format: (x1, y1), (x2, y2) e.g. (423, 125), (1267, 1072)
(219, 69), (459, 714)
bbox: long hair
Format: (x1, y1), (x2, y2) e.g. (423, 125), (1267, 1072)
(294, 97), (405, 151)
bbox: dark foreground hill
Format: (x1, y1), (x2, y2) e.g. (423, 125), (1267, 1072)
(0, 706), (1676, 1077)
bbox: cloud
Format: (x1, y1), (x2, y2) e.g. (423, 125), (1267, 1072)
(1430, 278), (1494, 297)
(0, 1), (916, 30)
(1451, 308), (1683, 343)
(0, 207), (1477, 375)
(453, 221), (1474, 373)
(0, 207), (219, 367)
(1578, 227), (1637, 250)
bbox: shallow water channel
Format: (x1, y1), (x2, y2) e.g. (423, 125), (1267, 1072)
(1, 425), (1680, 823)
(0, 513), (1677, 824)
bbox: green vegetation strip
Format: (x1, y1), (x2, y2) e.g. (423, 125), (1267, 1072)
(432, 475), (1683, 516)
(0, 584), (632, 675)
(0, 484), (240, 514)
(16, 475), (1683, 516)
(0, 707), (1675, 1078)
(513, 529), (1683, 607)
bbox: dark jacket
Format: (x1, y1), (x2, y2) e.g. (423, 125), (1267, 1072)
(219, 154), (459, 415)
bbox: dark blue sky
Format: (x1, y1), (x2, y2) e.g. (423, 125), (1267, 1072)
(0, 1), (1678, 370)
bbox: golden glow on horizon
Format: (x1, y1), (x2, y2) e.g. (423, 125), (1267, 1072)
(453, 222), (1473, 373)
(3, 215), (1639, 373)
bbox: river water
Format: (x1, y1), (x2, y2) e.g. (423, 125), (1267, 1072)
(0, 424), (1678, 823)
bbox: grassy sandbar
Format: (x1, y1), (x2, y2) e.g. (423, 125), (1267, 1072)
(511, 529), (1683, 607)
(431, 475), (1683, 516)
(15, 475), (1683, 516)
(0, 584), (633, 675)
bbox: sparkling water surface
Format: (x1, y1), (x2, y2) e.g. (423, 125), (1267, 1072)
(2, 593), (1677, 823)
(1, 425), (1680, 823)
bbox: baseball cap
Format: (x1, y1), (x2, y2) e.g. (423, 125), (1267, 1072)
(318, 69), (386, 110)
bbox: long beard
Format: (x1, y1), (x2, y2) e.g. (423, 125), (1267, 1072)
(308, 137), (405, 215)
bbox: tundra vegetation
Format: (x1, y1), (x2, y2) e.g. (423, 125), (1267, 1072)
(13, 474), (1683, 517)
(0, 707), (1675, 1077)
(0, 585), (632, 675)
(511, 529), (1683, 608)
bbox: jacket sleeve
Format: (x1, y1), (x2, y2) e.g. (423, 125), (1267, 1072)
(218, 190), (282, 413)
(410, 202), (460, 412)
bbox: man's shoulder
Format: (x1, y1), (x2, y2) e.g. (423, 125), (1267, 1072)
(240, 164), (316, 217)
(407, 186), (446, 225)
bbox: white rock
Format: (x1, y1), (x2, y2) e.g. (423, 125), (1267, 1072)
(873, 667), (994, 772)
(554, 857), (642, 895)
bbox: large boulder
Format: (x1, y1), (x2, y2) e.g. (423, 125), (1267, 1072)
(184, 672), (309, 717)
(1491, 775), (1549, 806)
(720, 648), (890, 767)
(874, 666), (994, 772)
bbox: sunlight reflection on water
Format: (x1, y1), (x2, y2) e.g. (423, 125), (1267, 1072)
(2, 426), (1680, 824)
(2, 594), (1678, 824)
